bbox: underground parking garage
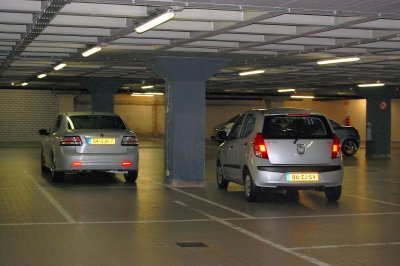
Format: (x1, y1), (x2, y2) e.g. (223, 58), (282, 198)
(1, 1), (400, 265)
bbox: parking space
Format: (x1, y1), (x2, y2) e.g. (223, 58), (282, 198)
(1, 140), (399, 265)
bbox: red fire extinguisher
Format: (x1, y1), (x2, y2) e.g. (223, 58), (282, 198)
(345, 116), (351, 126)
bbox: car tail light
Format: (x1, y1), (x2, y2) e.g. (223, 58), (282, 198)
(71, 161), (82, 167)
(252, 133), (268, 159)
(60, 136), (82, 146)
(331, 134), (341, 158)
(121, 136), (138, 146)
(121, 161), (133, 167)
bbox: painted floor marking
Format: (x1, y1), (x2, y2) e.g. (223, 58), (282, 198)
(290, 242), (400, 251)
(166, 185), (254, 218)
(174, 200), (330, 266)
(344, 193), (400, 208)
(23, 170), (76, 224)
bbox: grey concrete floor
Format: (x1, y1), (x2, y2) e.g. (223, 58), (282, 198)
(1, 139), (400, 266)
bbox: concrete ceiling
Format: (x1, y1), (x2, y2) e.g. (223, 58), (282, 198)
(1, 0), (400, 99)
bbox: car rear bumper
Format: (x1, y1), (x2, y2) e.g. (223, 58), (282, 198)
(55, 149), (138, 172)
(251, 165), (343, 188)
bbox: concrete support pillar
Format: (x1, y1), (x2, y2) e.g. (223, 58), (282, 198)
(82, 79), (124, 112)
(357, 88), (396, 158)
(54, 92), (79, 113)
(148, 56), (229, 187)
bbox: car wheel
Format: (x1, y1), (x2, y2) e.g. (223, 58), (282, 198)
(40, 149), (47, 174)
(342, 139), (358, 156)
(216, 163), (228, 189)
(50, 155), (64, 182)
(244, 171), (259, 202)
(124, 170), (138, 182)
(325, 186), (341, 201)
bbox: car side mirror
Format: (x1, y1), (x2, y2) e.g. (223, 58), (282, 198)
(38, 129), (49, 135)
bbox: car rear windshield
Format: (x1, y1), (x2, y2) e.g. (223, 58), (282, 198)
(69, 115), (127, 130)
(262, 115), (333, 139)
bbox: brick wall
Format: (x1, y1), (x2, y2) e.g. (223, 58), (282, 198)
(0, 89), (59, 144)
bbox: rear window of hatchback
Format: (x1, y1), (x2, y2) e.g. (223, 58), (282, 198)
(262, 115), (333, 139)
(68, 115), (127, 130)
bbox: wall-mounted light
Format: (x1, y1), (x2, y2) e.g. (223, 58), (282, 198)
(54, 63), (67, 71)
(135, 9), (175, 34)
(82, 46), (101, 57)
(141, 85), (154, 89)
(317, 57), (360, 65)
(291, 95), (315, 99)
(277, 88), (296, 93)
(357, 82), (385, 88)
(37, 73), (47, 79)
(21, 82), (28, 86)
(238, 69), (265, 76)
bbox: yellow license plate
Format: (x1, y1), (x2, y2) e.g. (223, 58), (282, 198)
(286, 173), (319, 182)
(88, 138), (115, 145)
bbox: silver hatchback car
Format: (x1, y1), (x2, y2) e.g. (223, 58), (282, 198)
(216, 108), (343, 202)
(39, 112), (139, 182)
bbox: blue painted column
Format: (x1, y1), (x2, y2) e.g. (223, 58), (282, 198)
(357, 87), (397, 158)
(148, 57), (229, 187)
(83, 79), (125, 113)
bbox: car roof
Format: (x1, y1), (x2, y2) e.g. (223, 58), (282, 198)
(250, 107), (326, 116)
(63, 112), (119, 117)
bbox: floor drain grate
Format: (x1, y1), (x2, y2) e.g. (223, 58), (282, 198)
(176, 242), (208, 248)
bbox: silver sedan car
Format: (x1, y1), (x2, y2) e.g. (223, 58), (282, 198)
(39, 112), (139, 182)
(216, 108), (343, 202)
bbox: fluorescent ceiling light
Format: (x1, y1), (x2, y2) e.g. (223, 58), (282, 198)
(21, 82), (28, 86)
(277, 88), (296, 93)
(135, 9), (175, 34)
(82, 46), (101, 57)
(131, 93), (154, 97)
(238, 69), (265, 76)
(141, 85), (154, 89)
(317, 57), (360, 65)
(54, 63), (67, 71)
(291, 95), (315, 99)
(149, 92), (164, 95)
(37, 73), (47, 79)
(357, 83), (385, 88)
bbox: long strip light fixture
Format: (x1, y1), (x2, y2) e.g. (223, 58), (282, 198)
(141, 85), (154, 89)
(37, 73), (47, 79)
(21, 82), (28, 86)
(135, 9), (175, 34)
(317, 57), (360, 65)
(82, 46), (101, 57)
(277, 88), (296, 93)
(291, 95), (315, 99)
(54, 63), (67, 71)
(357, 82), (385, 88)
(239, 69), (265, 76)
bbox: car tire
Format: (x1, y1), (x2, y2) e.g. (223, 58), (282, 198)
(244, 171), (259, 202)
(216, 163), (229, 189)
(124, 170), (138, 182)
(40, 149), (47, 174)
(342, 139), (358, 156)
(325, 186), (341, 201)
(50, 155), (64, 182)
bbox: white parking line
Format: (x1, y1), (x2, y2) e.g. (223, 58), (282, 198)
(344, 193), (400, 208)
(174, 200), (330, 266)
(290, 242), (400, 251)
(23, 170), (76, 224)
(166, 185), (254, 218)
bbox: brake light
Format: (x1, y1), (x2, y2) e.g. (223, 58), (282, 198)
(121, 136), (138, 146)
(252, 133), (268, 159)
(60, 136), (82, 146)
(331, 134), (341, 158)
(121, 161), (133, 167)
